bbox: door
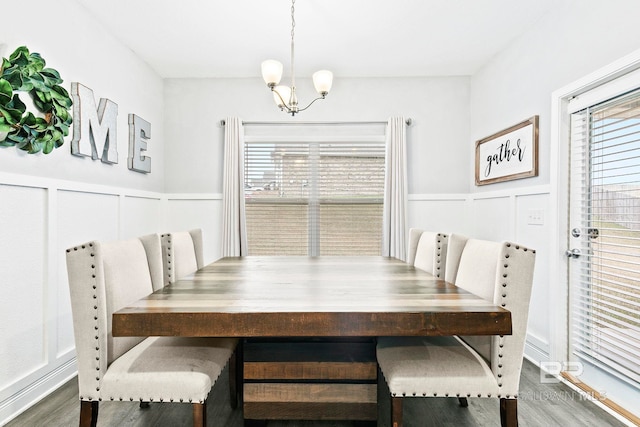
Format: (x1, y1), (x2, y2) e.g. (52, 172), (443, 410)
(567, 85), (640, 400)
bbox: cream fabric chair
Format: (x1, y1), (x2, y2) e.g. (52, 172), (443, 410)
(66, 235), (236, 427)
(160, 229), (240, 407)
(413, 231), (448, 278)
(443, 233), (469, 283)
(161, 229), (204, 286)
(406, 228), (424, 266)
(377, 240), (536, 427)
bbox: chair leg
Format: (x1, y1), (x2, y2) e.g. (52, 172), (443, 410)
(391, 396), (403, 427)
(229, 347), (238, 409)
(237, 340), (244, 405)
(500, 397), (518, 427)
(458, 397), (469, 407)
(79, 401), (98, 427)
(192, 401), (206, 427)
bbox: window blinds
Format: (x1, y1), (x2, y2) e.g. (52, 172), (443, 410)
(243, 123), (386, 256)
(570, 89), (640, 387)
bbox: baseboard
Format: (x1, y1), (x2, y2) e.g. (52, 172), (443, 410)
(524, 333), (550, 364)
(0, 358), (77, 426)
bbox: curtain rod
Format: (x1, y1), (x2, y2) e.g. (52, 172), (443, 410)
(219, 119), (412, 127)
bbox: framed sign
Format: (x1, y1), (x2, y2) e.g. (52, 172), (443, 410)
(475, 116), (539, 185)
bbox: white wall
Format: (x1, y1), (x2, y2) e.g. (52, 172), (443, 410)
(469, 0), (640, 418)
(0, 0), (166, 423)
(0, 0), (165, 192)
(164, 76), (471, 194)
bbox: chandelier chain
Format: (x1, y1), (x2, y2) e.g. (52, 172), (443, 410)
(290, 0), (296, 87)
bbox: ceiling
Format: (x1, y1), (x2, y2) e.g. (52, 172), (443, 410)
(76, 0), (558, 79)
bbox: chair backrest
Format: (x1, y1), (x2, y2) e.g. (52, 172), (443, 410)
(443, 233), (468, 283)
(406, 228), (424, 266)
(161, 229), (204, 284)
(139, 233), (165, 291)
(413, 232), (448, 278)
(455, 239), (536, 396)
(66, 235), (159, 400)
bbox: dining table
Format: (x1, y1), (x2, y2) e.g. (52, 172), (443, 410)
(112, 256), (512, 424)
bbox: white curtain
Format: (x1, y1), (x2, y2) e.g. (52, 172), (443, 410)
(382, 117), (408, 260)
(222, 117), (248, 256)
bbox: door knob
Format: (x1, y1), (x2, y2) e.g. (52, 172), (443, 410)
(565, 249), (581, 259)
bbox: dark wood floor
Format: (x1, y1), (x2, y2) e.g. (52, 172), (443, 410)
(6, 359), (628, 427)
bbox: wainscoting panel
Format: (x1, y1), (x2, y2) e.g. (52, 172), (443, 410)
(470, 195), (513, 241)
(407, 195), (471, 236)
(122, 195), (163, 239)
(0, 184), (47, 394)
(165, 195), (223, 264)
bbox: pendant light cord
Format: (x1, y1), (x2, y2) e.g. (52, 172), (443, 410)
(290, 0), (296, 88)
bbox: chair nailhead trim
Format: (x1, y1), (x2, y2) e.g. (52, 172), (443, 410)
(71, 243), (104, 398)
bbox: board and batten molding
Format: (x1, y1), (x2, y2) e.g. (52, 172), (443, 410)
(1, 169), (551, 425)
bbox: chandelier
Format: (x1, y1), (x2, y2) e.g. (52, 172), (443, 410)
(261, 0), (333, 116)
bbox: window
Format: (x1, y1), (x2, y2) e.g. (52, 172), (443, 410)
(243, 123), (386, 256)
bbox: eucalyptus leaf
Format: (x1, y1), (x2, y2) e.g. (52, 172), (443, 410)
(28, 141), (42, 154)
(0, 79), (12, 97)
(9, 47), (29, 66)
(0, 106), (22, 124)
(9, 93), (26, 112)
(43, 140), (54, 154)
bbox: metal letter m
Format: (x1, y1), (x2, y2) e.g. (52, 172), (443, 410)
(70, 82), (118, 164)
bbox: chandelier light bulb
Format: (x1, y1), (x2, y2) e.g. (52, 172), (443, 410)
(312, 70), (333, 96)
(272, 85), (292, 108)
(261, 60), (283, 87)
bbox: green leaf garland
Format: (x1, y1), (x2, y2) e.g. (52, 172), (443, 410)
(0, 46), (73, 154)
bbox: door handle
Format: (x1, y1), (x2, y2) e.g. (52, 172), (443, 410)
(565, 249), (581, 259)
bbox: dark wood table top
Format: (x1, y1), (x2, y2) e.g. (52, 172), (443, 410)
(112, 256), (512, 338)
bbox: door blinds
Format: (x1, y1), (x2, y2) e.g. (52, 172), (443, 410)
(243, 123), (386, 256)
(570, 88), (640, 387)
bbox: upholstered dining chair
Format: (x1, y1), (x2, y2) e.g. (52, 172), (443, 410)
(413, 231), (448, 278)
(66, 235), (237, 427)
(377, 239), (536, 427)
(406, 228), (424, 266)
(161, 229), (241, 407)
(442, 233), (469, 283)
(160, 229), (204, 286)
